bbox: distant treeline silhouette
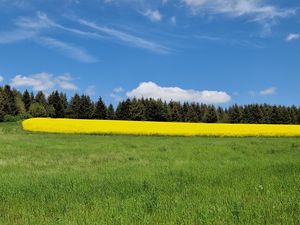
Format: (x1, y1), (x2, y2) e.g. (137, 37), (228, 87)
(1, 85), (300, 124)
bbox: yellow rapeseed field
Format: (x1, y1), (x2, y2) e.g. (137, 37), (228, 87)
(22, 118), (300, 137)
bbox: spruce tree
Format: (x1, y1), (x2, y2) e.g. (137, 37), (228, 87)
(48, 91), (64, 118)
(22, 90), (31, 112)
(94, 97), (107, 119)
(129, 98), (145, 121)
(2, 85), (17, 116)
(203, 105), (218, 123)
(79, 95), (94, 119)
(35, 91), (47, 107)
(107, 104), (115, 120)
(69, 94), (81, 118)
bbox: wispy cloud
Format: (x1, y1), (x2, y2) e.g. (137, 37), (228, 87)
(37, 37), (98, 63)
(260, 87), (276, 96)
(127, 81), (231, 104)
(143, 9), (162, 22)
(75, 18), (170, 54)
(110, 87), (125, 101)
(0, 12), (98, 63)
(0, 75), (4, 82)
(10, 72), (78, 91)
(0, 29), (36, 44)
(286, 33), (300, 42)
(183, 0), (295, 32)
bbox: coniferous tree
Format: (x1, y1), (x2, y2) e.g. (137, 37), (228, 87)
(69, 94), (81, 118)
(129, 98), (146, 121)
(186, 103), (199, 122)
(79, 95), (94, 119)
(48, 91), (64, 118)
(107, 104), (115, 120)
(167, 101), (182, 122)
(115, 99), (131, 120)
(203, 105), (218, 123)
(2, 85), (17, 116)
(94, 97), (107, 119)
(228, 104), (243, 123)
(22, 90), (31, 111)
(14, 91), (26, 116)
(35, 91), (47, 107)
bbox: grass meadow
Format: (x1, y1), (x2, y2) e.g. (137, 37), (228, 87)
(0, 122), (300, 224)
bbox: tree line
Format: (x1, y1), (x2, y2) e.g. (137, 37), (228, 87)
(1, 85), (300, 124)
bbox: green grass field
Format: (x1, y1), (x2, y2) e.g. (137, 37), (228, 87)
(0, 122), (300, 225)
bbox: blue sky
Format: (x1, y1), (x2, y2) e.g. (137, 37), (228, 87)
(0, 0), (299, 106)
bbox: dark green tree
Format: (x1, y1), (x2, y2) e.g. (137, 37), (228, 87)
(129, 98), (146, 121)
(48, 91), (64, 118)
(22, 90), (31, 112)
(79, 95), (94, 119)
(107, 104), (115, 120)
(94, 97), (107, 119)
(203, 105), (218, 123)
(228, 104), (243, 123)
(115, 99), (131, 120)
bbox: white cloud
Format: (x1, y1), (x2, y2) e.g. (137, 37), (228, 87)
(113, 87), (124, 93)
(286, 33), (300, 42)
(10, 72), (77, 91)
(0, 76), (3, 82)
(126, 81), (231, 104)
(76, 18), (170, 54)
(183, 0), (295, 24)
(56, 74), (78, 90)
(259, 87), (276, 96)
(85, 85), (96, 96)
(37, 37), (98, 63)
(144, 9), (162, 22)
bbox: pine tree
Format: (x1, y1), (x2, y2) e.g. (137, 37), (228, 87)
(69, 94), (81, 118)
(79, 95), (94, 119)
(186, 103), (199, 122)
(35, 91), (47, 107)
(94, 97), (107, 119)
(22, 90), (31, 112)
(115, 99), (131, 120)
(48, 91), (64, 118)
(129, 98), (145, 121)
(107, 104), (115, 120)
(228, 104), (242, 123)
(2, 85), (17, 116)
(203, 105), (218, 123)
(167, 101), (182, 122)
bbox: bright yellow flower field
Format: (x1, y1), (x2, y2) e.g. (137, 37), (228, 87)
(22, 118), (300, 137)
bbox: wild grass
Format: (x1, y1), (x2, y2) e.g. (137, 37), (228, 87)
(0, 122), (300, 224)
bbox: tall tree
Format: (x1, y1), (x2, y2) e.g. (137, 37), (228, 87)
(79, 95), (94, 119)
(94, 97), (107, 119)
(129, 98), (146, 121)
(48, 91), (64, 118)
(115, 99), (131, 120)
(107, 104), (115, 120)
(1, 85), (17, 116)
(203, 105), (218, 123)
(69, 94), (81, 119)
(22, 90), (31, 112)
(228, 104), (243, 123)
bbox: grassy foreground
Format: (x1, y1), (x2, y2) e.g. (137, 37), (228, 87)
(0, 123), (300, 225)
